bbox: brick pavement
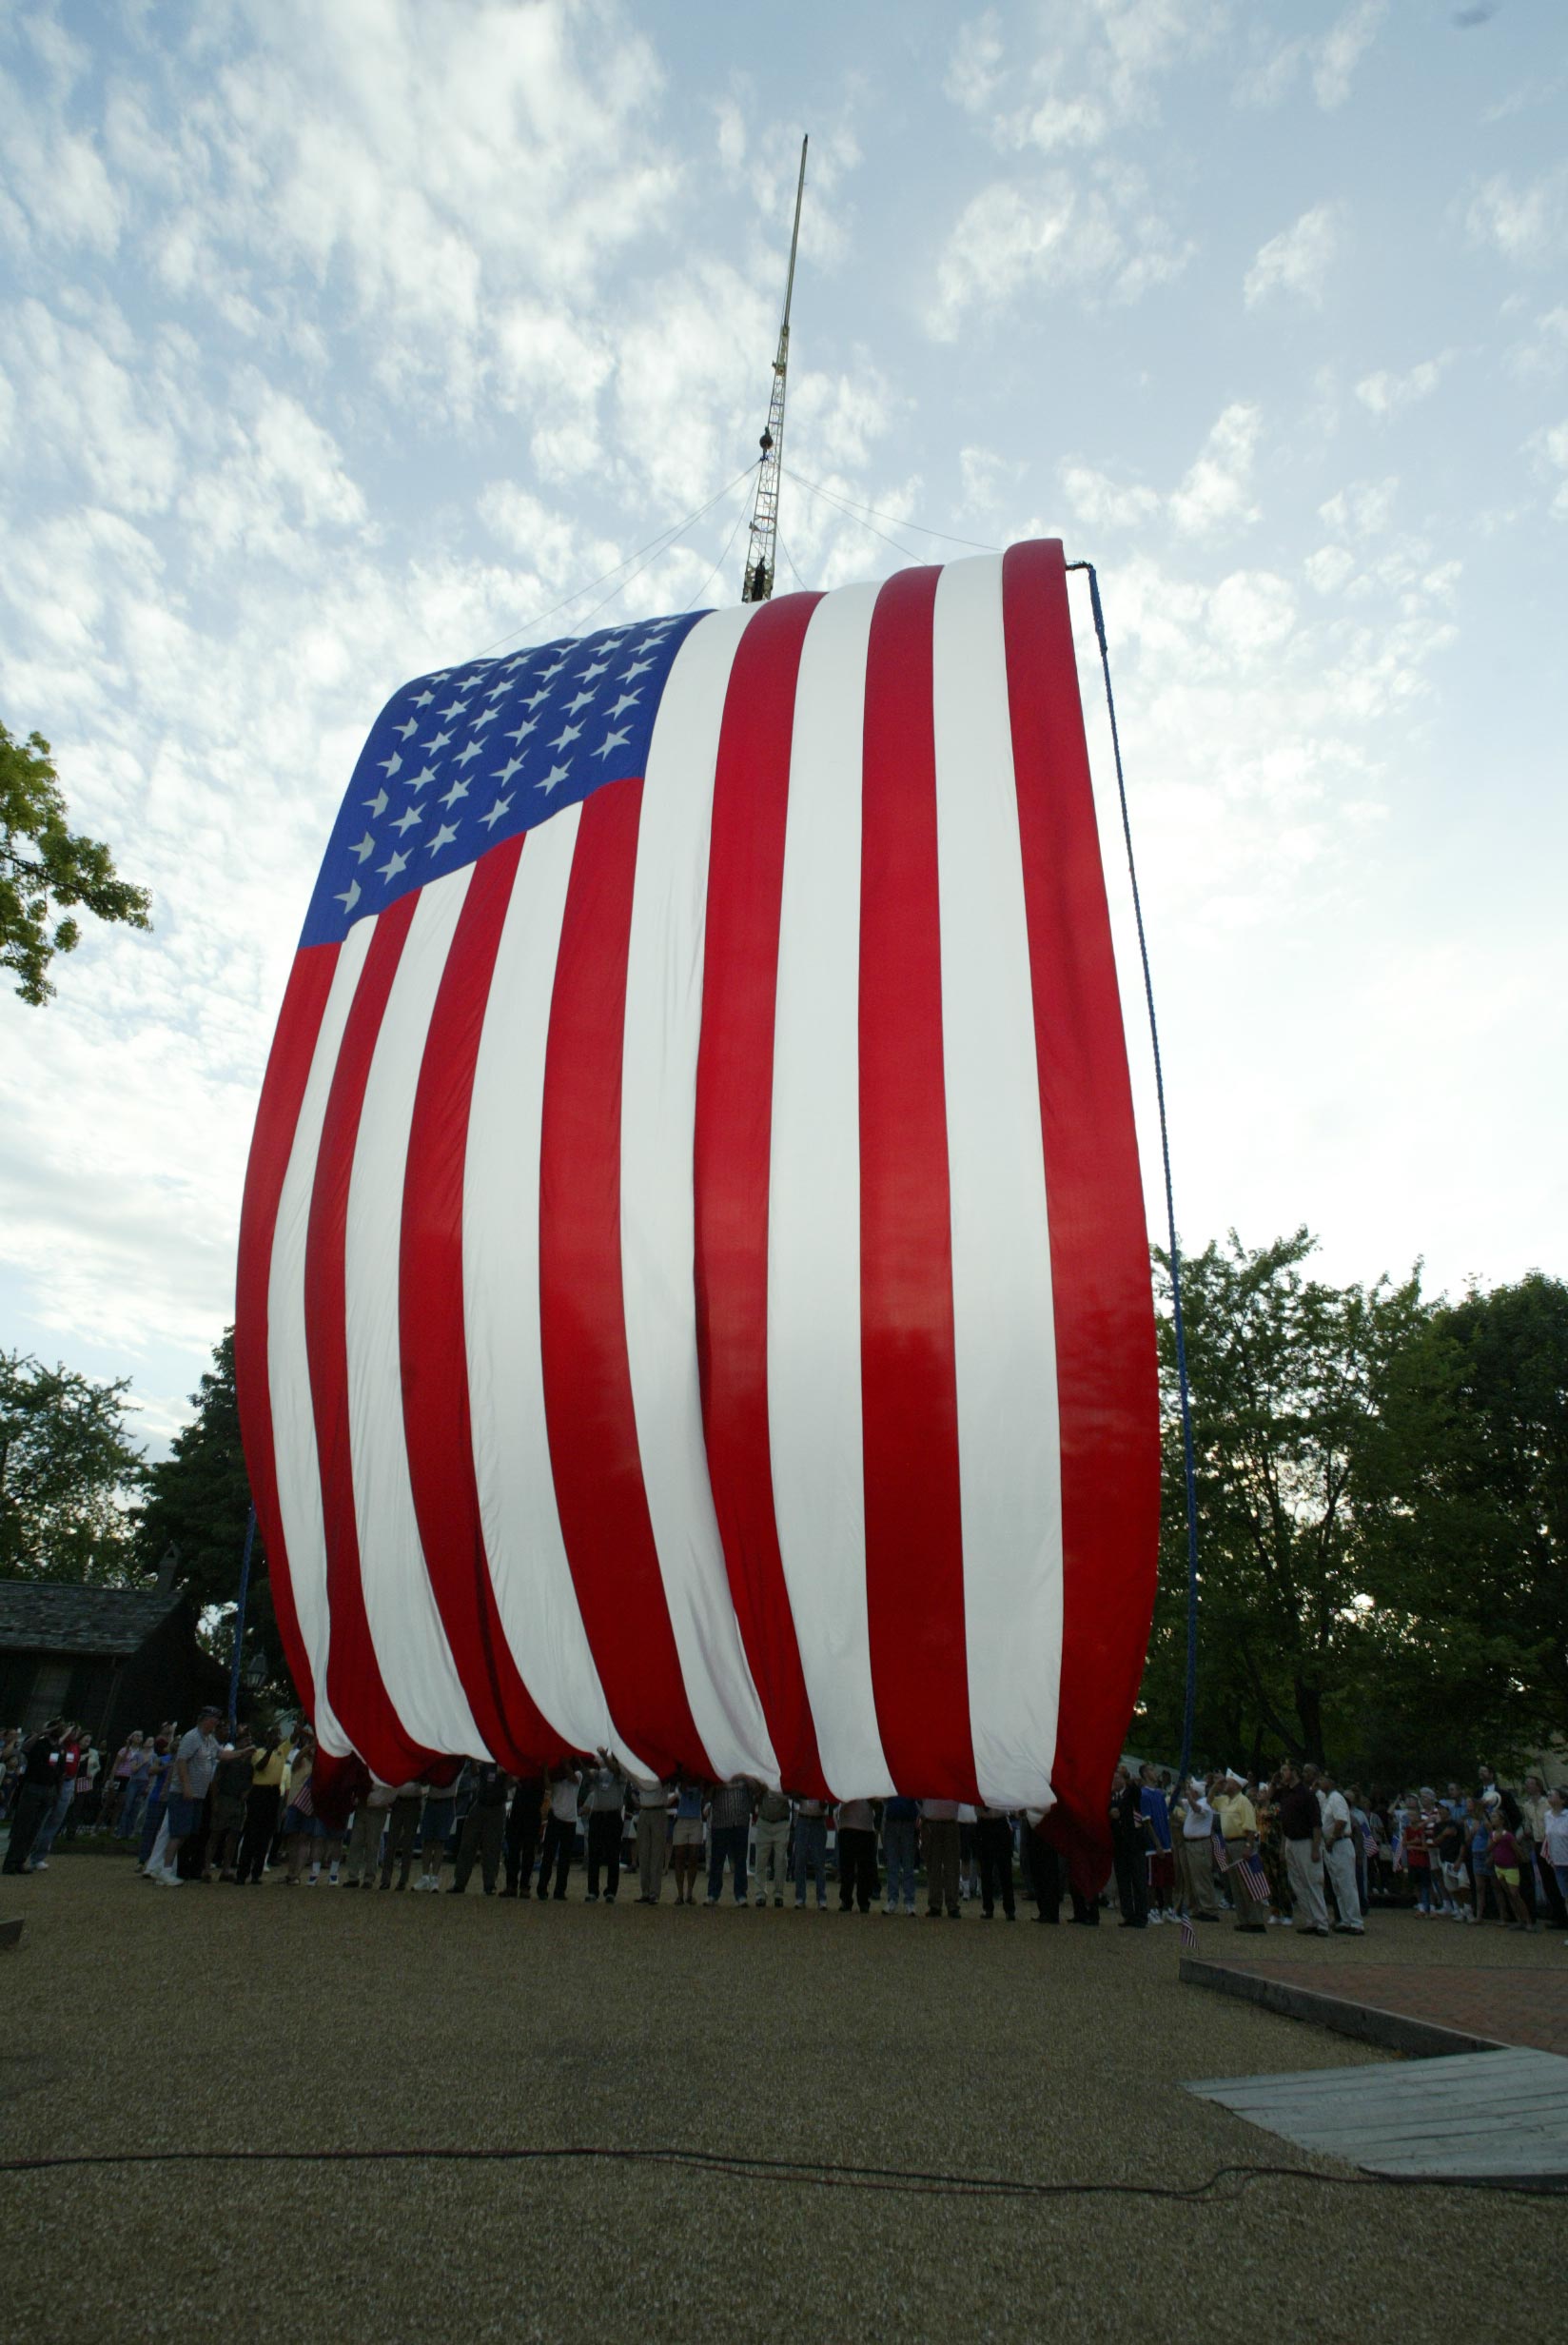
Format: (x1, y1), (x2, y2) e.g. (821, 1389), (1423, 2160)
(1212, 1960), (1568, 2056)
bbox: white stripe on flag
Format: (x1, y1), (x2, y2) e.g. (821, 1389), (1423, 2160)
(621, 604), (778, 1784)
(931, 554), (1063, 1810)
(344, 870), (484, 1756)
(265, 914), (375, 1759)
(767, 579), (892, 1798)
(462, 803), (649, 1772)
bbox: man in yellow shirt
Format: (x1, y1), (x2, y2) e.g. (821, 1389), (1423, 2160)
(1213, 1768), (1268, 1932)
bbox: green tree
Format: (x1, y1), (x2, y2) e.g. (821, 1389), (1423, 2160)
(137, 1329), (285, 1691)
(1370, 1273), (1568, 1758)
(1135, 1230), (1446, 1773)
(0, 1351), (146, 1581)
(1, 720), (151, 1005)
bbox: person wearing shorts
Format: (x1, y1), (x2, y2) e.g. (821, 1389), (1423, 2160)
(280, 1765), (323, 1882)
(671, 1775), (704, 1905)
(1486, 1818), (1533, 1930)
(154, 1707), (222, 1887)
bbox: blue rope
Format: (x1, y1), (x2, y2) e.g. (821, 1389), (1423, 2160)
(227, 1502), (258, 1732)
(1067, 562), (1202, 1788)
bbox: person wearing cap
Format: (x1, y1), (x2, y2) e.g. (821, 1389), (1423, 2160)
(1176, 1777), (1221, 1921)
(155, 1706), (223, 1887)
(1213, 1768), (1268, 1932)
(206, 1727), (257, 1880)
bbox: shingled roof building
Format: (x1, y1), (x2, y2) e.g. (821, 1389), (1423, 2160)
(0, 1581), (225, 1745)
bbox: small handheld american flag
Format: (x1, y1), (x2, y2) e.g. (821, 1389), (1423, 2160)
(1236, 1851), (1270, 1905)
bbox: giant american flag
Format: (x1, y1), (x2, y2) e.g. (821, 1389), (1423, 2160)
(234, 540), (1160, 1853)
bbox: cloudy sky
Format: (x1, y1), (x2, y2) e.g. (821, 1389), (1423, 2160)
(2, 0), (1564, 1453)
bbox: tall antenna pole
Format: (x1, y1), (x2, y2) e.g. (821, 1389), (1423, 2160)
(741, 135), (807, 602)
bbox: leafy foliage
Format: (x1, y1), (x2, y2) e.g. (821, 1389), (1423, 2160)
(1136, 1233), (1568, 1783)
(136, 1330), (284, 1691)
(0, 720), (151, 1005)
(1370, 1274), (1568, 1756)
(0, 1351), (146, 1581)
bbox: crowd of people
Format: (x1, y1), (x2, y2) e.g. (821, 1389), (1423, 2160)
(5, 1715), (1567, 1940)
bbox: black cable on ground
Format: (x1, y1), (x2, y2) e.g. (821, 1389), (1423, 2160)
(0, 2144), (1559, 2198)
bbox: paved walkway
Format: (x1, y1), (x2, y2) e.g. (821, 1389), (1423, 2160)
(1187, 2045), (1568, 2181)
(1196, 1956), (1568, 2057)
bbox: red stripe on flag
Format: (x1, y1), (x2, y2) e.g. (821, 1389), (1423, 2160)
(695, 589), (828, 1796)
(399, 837), (565, 1776)
(858, 565), (976, 1798)
(1002, 540), (1160, 1884)
(234, 942), (341, 1723)
(304, 892), (432, 1784)
(539, 779), (713, 1780)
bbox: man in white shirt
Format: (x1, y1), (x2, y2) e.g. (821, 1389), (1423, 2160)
(537, 1765), (580, 1902)
(1317, 1767), (1364, 1934)
(1177, 1779), (1221, 1921)
(154, 1707), (222, 1887)
(634, 1777), (673, 1905)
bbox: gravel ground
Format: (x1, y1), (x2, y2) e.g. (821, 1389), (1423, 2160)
(1, 1863), (1561, 2344)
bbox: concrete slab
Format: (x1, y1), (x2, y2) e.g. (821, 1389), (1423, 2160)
(1186, 2045), (1568, 2183)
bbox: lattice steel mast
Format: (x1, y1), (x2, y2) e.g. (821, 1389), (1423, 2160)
(740, 135), (807, 603)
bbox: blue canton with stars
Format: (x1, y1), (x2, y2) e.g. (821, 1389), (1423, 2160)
(301, 610), (709, 947)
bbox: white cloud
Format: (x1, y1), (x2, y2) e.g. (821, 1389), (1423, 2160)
(1506, 305), (1568, 385)
(1059, 402), (1263, 542)
(927, 170), (1192, 337)
(1169, 404), (1262, 538)
(956, 445), (1019, 519)
(947, 0), (1222, 152)
(1318, 477), (1399, 540)
(944, 12), (1008, 117)
(1466, 165), (1568, 267)
(1354, 356), (1451, 418)
(0, 65), (124, 254)
(1207, 569), (1296, 657)
(9, 299), (188, 515)
(1061, 462), (1161, 532)
(1312, 0), (1388, 108)
(1304, 544), (1356, 595)
(1531, 419), (1568, 518)
(1234, 0), (1387, 113)
(1245, 203), (1343, 307)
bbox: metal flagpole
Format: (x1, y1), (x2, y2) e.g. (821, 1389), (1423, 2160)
(740, 135), (808, 603)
